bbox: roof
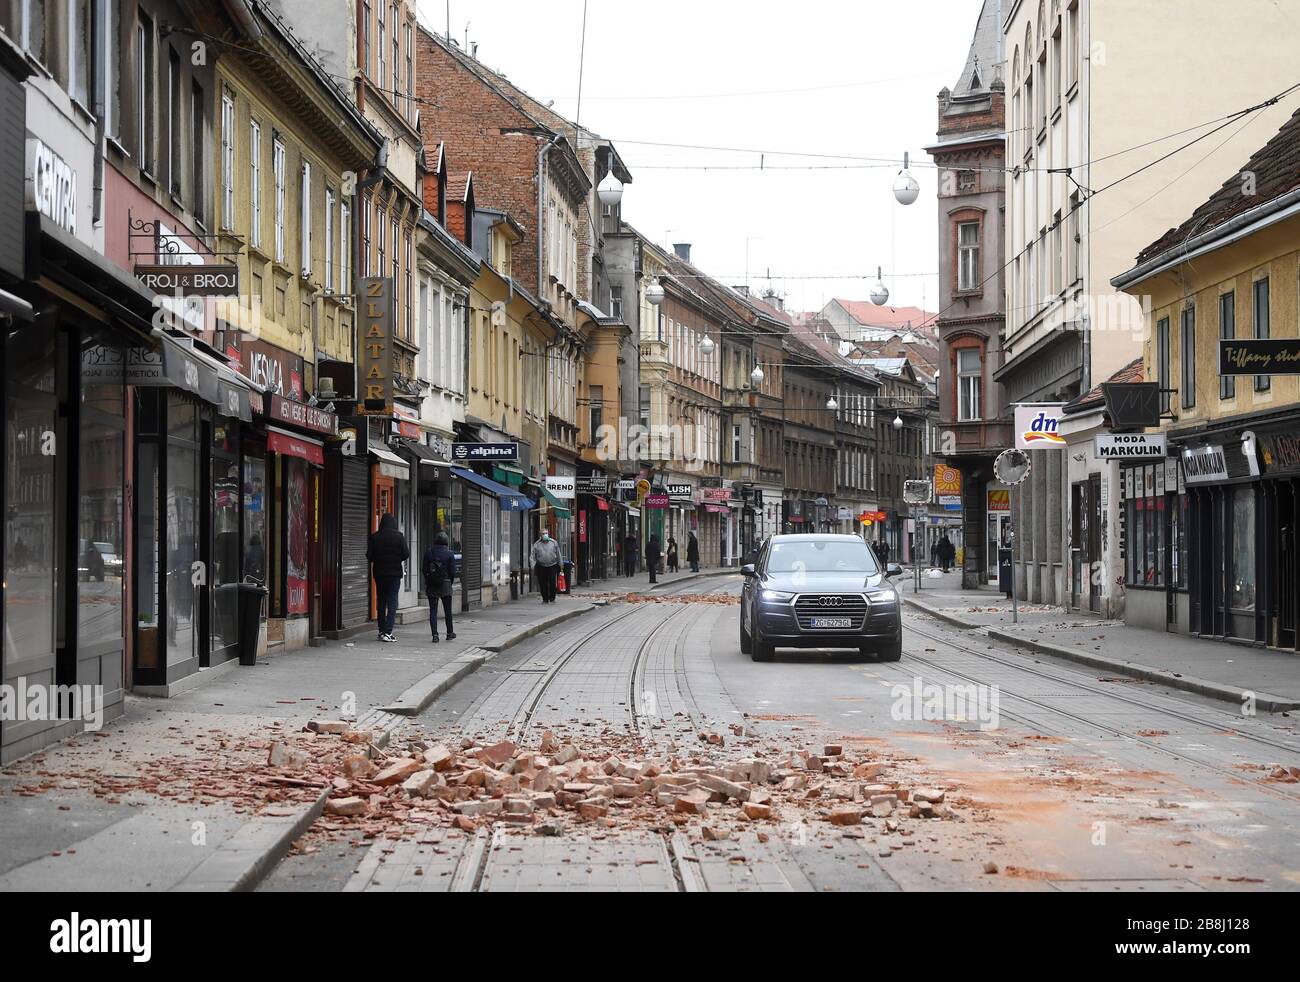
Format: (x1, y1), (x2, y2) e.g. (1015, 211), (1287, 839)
(447, 172), (473, 203)
(951, 0), (1003, 97)
(855, 357), (909, 376)
(1065, 357), (1145, 414)
(828, 299), (938, 334)
(1134, 106), (1300, 267)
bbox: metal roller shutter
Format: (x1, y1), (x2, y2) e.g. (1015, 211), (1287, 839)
(463, 486), (482, 610)
(340, 457), (371, 627)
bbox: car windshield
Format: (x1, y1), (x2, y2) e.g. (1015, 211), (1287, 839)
(767, 540), (879, 574)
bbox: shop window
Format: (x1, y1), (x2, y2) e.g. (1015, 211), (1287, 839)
(1230, 487), (1256, 615)
(1123, 463), (1165, 588)
(243, 454), (267, 583)
(284, 457), (310, 616)
(78, 336), (127, 641)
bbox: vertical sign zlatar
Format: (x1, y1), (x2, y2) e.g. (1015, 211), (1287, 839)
(359, 277), (394, 413)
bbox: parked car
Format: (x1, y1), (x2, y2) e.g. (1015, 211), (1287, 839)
(78, 540), (122, 582)
(739, 533), (903, 662)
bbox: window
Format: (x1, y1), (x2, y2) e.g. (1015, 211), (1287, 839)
(1254, 277), (1270, 392)
(610, 285), (623, 320)
(1051, 210), (1062, 295)
(324, 188), (335, 290)
(376, 1), (385, 84)
(167, 47), (180, 193)
(71, 0), (91, 106)
(339, 202), (350, 295)
(190, 81), (205, 221)
(136, 11), (152, 169)
(733, 424), (742, 462)
(249, 120), (261, 247)
(272, 136), (286, 262)
(1068, 193), (1080, 283)
(221, 90), (235, 229)
(957, 221), (980, 292)
(361, 194), (371, 276)
(391, 4), (400, 102)
(589, 385), (603, 439)
(300, 159), (312, 276)
(20, 0), (48, 62)
(1123, 464), (1166, 589)
(1219, 292), (1235, 400)
(404, 230), (413, 340)
(106, 2), (122, 138)
(1156, 316), (1171, 414)
(405, 22), (414, 121)
(362, 1), (371, 75)
(376, 207), (386, 275)
(1180, 307), (1195, 409)
(957, 347), (981, 421)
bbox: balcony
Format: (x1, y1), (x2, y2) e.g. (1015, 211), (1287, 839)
(941, 419), (1014, 457)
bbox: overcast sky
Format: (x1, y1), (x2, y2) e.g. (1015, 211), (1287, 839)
(413, 0), (982, 315)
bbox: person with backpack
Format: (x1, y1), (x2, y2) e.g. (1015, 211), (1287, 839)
(422, 532), (457, 642)
(686, 531), (700, 573)
(666, 537), (680, 573)
(645, 533), (662, 585)
(366, 513), (409, 643)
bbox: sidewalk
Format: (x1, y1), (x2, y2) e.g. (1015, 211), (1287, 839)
(576, 564), (739, 596)
(903, 570), (1300, 712)
(0, 593), (601, 891)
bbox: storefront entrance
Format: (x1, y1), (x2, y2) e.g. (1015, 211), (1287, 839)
(1071, 475), (1102, 613)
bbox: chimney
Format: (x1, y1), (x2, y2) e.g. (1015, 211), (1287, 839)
(673, 242), (691, 262)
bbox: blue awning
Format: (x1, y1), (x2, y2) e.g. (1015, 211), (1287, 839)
(451, 467), (535, 512)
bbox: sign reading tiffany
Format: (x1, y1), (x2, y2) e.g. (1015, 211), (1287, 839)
(1219, 338), (1300, 376)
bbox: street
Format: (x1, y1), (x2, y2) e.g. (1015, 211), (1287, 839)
(257, 576), (1300, 892)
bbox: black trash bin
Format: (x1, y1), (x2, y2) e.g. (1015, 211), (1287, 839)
(997, 548), (1014, 597)
(237, 582), (268, 666)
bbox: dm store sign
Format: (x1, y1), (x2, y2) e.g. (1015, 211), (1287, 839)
(1014, 405), (1066, 451)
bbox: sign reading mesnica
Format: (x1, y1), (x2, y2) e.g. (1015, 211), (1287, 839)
(1219, 338), (1300, 376)
(359, 277), (395, 413)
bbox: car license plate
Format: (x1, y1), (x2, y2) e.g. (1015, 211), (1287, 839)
(810, 617), (852, 629)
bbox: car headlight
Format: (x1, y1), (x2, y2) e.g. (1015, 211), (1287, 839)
(760, 589), (795, 602)
(866, 590), (897, 604)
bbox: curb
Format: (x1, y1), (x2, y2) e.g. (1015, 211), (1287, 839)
(379, 603), (602, 716)
(985, 628), (1300, 713)
(173, 787), (330, 892)
(902, 596), (983, 631)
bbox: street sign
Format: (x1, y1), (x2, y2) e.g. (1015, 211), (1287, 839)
(452, 442), (519, 462)
(903, 480), (933, 504)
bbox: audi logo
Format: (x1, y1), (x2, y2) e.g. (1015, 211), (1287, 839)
(816, 597), (844, 607)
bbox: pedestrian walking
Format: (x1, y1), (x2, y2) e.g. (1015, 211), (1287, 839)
(366, 513), (409, 643)
(937, 534), (956, 573)
(531, 529), (562, 603)
(422, 532), (457, 642)
(667, 537), (679, 573)
(687, 531), (700, 573)
(645, 533), (662, 584)
(623, 533), (638, 577)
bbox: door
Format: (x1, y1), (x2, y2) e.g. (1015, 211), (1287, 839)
(1279, 479), (1297, 650)
(986, 511), (1010, 583)
(370, 472), (394, 619)
(1087, 474), (1102, 613)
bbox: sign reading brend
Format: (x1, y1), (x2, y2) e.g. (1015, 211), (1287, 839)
(545, 475), (576, 499)
(1095, 433), (1167, 460)
(135, 263), (240, 297)
(1219, 339), (1300, 376)
(452, 442), (519, 462)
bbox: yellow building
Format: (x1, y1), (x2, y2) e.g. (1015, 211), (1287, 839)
(1112, 107), (1300, 652)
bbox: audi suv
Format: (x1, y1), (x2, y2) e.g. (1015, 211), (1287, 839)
(739, 534), (903, 662)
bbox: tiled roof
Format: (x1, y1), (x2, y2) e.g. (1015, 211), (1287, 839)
(831, 299), (937, 333)
(1135, 106), (1300, 266)
(1065, 357), (1145, 413)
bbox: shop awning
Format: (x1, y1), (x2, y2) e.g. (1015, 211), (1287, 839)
(493, 465), (526, 488)
(542, 488), (573, 519)
(369, 441), (411, 481)
(398, 439), (450, 468)
(268, 427), (324, 466)
(451, 467), (535, 512)
(595, 498), (610, 511)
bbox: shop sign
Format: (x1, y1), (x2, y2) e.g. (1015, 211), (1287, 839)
(576, 475), (610, 495)
(666, 483), (693, 498)
(1260, 431), (1300, 476)
(701, 487), (732, 502)
(545, 475), (576, 499)
(1219, 338), (1300, 376)
(1095, 432), (1166, 460)
(988, 490), (1010, 512)
(578, 510), (587, 543)
(1181, 444), (1228, 485)
(394, 406), (422, 440)
(269, 394), (337, 435)
(27, 138), (77, 235)
(934, 463), (962, 497)
(134, 263), (240, 297)
(1014, 404), (1067, 450)
(358, 277), (394, 412)
(236, 337), (305, 400)
(453, 442), (519, 462)
(837, 506), (852, 521)
(429, 434), (453, 460)
(643, 494), (670, 510)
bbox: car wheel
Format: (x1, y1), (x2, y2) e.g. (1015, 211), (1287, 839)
(876, 636), (903, 662)
(739, 614), (753, 654)
(751, 618), (774, 662)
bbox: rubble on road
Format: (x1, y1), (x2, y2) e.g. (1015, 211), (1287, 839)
(578, 592), (739, 606)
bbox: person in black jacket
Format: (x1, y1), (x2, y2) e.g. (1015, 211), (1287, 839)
(422, 532), (456, 642)
(623, 533), (638, 577)
(366, 513), (409, 642)
(645, 533), (662, 584)
(936, 534), (956, 573)
(686, 531), (700, 573)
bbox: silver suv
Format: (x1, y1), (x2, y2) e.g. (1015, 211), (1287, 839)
(740, 534), (903, 662)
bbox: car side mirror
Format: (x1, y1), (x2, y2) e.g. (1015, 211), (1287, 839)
(741, 564), (757, 578)
(884, 563), (903, 579)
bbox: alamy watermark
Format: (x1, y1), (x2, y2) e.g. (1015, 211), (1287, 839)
(0, 680), (105, 732)
(891, 677), (1001, 731)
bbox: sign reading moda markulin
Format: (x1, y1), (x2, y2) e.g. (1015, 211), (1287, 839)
(452, 442), (519, 463)
(1094, 433), (1167, 460)
(1219, 338), (1300, 376)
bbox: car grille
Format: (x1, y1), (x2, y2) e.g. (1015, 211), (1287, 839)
(794, 594), (868, 630)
